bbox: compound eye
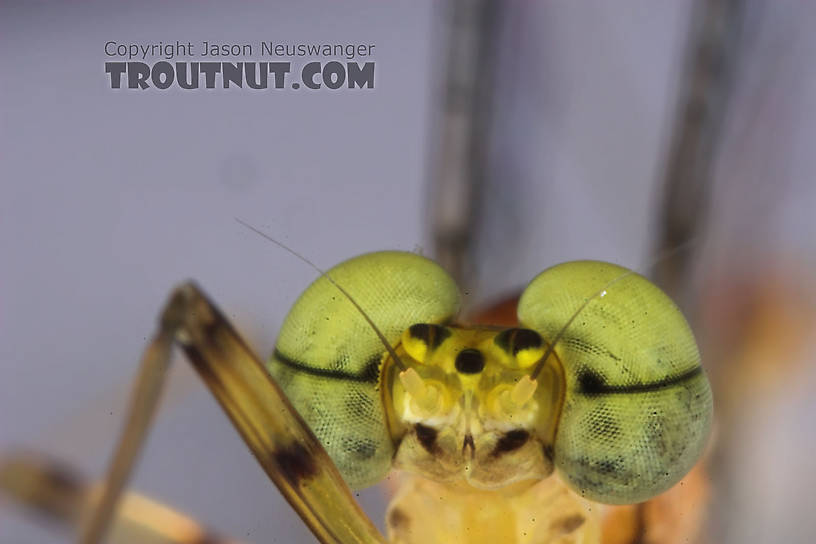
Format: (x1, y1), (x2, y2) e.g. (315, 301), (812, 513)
(401, 323), (451, 364)
(493, 328), (544, 368)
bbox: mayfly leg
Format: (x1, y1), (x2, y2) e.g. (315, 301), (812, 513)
(75, 282), (384, 544)
(0, 452), (237, 543)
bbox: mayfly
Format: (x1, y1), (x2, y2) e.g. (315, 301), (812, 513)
(1, 236), (713, 543)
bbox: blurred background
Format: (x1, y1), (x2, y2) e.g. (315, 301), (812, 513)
(1, 1), (814, 543)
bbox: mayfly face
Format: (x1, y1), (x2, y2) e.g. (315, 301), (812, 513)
(270, 252), (711, 505)
(384, 324), (563, 489)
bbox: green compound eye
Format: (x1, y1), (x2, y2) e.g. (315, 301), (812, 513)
(267, 252), (712, 507)
(268, 251), (461, 489)
(518, 261), (712, 504)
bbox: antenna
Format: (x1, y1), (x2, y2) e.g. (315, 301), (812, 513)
(529, 239), (700, 380)
(235, 218), (407, 371)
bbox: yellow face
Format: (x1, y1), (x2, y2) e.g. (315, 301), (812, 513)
(384, 325), (564, 489)
(268, 251), (713, 505)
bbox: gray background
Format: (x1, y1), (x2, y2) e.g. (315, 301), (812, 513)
(1, 2), (435, 542)
(2, 2), (815, 543)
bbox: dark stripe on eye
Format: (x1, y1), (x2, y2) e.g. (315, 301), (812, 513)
(494, 328), (543, 355)
(408, 323), (451, 350)
(577, 365), (703, 396)
(272, 349), (381, 383)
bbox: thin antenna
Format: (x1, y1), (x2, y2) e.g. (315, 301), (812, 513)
(235, 218), (407, 371)
(529, 271), (632, 381)
(529, 239), (700, 380)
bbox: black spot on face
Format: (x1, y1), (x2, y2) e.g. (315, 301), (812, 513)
(414, 424), (439, 454)
(550, 513), (585, 534)
(455, 348), (485, 374)
(493, 328), (516, 353)
(408, 323), (451, 350)
(491, 429), (530, 456)
(494, 328), (543, 355)
(462, 433), (475, 457)
(273, 443), (318, 484)
(512, 329), (543, 353)
(388, 507), (411, 530)
(543, 444), (554, 461)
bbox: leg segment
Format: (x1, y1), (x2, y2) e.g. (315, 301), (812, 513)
(35, 282), (384, 544)
(0, 452), (238, 543)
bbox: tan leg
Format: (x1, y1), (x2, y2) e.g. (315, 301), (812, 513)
(0, 452), (238, 543)
(3, 283), (384, 544)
